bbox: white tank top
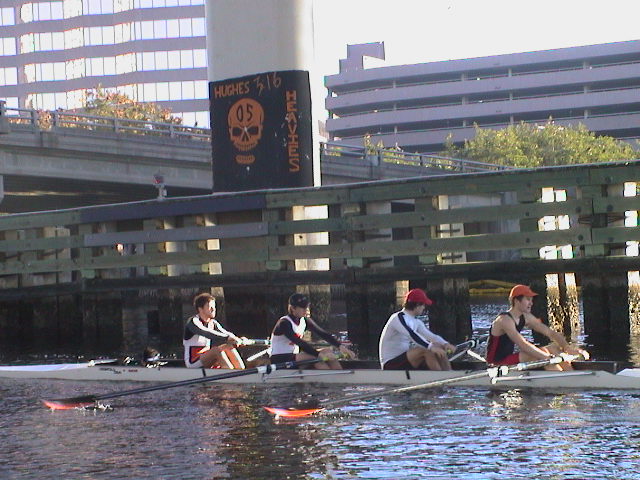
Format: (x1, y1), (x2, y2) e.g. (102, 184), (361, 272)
(270, 315), (306, 355)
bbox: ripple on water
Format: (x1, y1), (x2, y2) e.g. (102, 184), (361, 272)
(1, 380), (639, 479)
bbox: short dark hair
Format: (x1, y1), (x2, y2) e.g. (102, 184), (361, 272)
(194, 293), (214, 311)
(510, 295), (524, 306)
(404, 300), (425, 310)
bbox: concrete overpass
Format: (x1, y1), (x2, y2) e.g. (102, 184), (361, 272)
(0, 107), (503, 213)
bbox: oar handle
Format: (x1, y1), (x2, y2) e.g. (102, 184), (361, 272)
(239, 338), (271, 346)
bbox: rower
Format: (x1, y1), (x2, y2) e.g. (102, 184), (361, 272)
(183, 293), (247, 369)
(269, 293), (356, 369)
(486, 284), (589, 371)
(379, 288), (456, 371)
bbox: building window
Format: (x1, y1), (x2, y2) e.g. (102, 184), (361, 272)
(0, 7), (15, 26)
(20, 2), (64, 23)
(0, 97), (19, 109)
(0, 37), (16, 56)
(83, 0), (114, 15)
(0, 68), (18, 86)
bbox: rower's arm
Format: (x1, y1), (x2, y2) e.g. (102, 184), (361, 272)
(500, 315), (551, 360)
(526, 315), (570, 350)
(184, 319), (229, 346)
(305, 318), (341, 348)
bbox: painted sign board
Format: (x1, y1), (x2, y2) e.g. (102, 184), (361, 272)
(210, 70), (313, 192)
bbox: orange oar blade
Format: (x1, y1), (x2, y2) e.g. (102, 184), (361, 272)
(263, 406), (324, 417)
(41, 395), (96, 410)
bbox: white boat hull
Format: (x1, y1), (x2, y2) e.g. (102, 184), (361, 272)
(1, 362), (640, 389)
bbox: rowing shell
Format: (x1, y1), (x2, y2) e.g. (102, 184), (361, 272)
(1, 361), (639, 389)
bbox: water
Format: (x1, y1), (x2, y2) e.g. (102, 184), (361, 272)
(1, 379), (639, 479)
(2, 299), (639, 479)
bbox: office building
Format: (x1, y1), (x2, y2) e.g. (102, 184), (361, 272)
(325, 40), (640, 153)
(0, 0), (209, 127)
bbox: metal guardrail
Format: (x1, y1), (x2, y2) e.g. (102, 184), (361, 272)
(320, 142), (511, 172)
(3, 106), (211, 141)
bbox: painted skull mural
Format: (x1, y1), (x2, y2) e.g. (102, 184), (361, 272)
(227, 98), (264, 151)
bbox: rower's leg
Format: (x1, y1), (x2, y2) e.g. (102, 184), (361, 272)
(407, 347), (442, 370)
(198, 347), (226, 369)
(295, 352), (330, 369)
(225, 348), (245, 369)
(314, 348), (343, 369)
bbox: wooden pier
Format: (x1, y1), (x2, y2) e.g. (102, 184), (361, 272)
(0, 160), (638, 357)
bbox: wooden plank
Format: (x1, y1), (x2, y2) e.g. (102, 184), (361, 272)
(83, 222), (268, 247)
(270, 217), (348, 235)
(79, 193), (267, 223)
(350, 199), (591, 230)
(269, 243), (352, 261)
(0, 234), (83, 253)
(0, 247), (270, 276)
(351, 228), (592, 256)
(0, 210), (81, 232)
(266, 187), (351, 208)
(591, 226), (640, 244)
(592, 197), (640, 214)
(588, 162), (640, 185)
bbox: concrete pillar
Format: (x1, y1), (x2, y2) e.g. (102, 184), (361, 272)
(207, 0), (317, 190)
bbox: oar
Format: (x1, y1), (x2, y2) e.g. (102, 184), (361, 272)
(239, 338), (271, 346)
(42, 358), (319, 411)
(448, 335), (489, 362)
(263, 354), (577, 417)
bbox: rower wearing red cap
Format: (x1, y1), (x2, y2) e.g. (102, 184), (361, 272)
(379, 288), (456, 371)
(486, 284), (589, 370)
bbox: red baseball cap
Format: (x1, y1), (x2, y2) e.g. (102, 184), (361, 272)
(509, 284), (538, 299)
(405, 288), (433, 306)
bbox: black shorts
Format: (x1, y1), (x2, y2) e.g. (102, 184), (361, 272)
(383, 352), (416, 370)
(270, 353), (297, 365)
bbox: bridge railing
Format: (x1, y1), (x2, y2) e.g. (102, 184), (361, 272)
(3, 104), (509, 173)
(0, 160), (636, 298)
(3, 106), (211, 141)
(321, 141), (511, 172)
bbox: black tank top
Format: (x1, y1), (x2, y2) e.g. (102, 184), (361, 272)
(486, 312), (525, 363)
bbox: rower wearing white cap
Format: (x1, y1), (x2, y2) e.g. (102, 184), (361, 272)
(269, 293), (356, 369)
(379, 288), (456, 371)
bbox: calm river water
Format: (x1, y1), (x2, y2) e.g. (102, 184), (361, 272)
(2, 299), (639, 479)
(1, 379), (640, 479)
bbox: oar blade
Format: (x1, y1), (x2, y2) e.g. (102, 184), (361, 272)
(41, 395), (97, 410)
(263, 406), (324, 417)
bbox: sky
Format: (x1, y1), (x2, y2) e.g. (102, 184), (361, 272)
(311, 0), (640, 78)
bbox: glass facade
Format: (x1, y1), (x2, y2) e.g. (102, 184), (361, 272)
(0, 1), (209, 126)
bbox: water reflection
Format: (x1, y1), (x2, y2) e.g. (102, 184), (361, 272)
(2, 379), (640, 479)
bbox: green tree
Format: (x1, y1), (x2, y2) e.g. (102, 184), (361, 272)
(81, 85), (181, 125)
(442, 121), (637, 167)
